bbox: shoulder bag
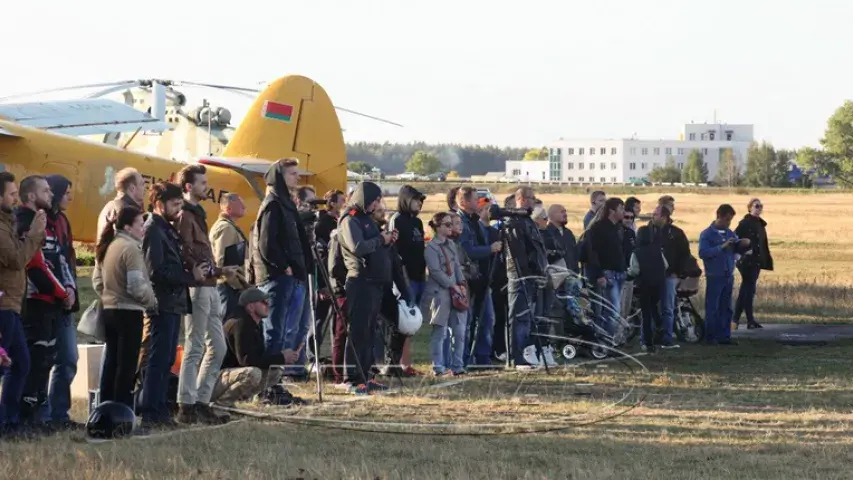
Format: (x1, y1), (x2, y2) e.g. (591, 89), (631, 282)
(439, 244), (469, 311)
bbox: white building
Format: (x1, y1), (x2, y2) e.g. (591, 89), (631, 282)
(505, 123), (754, 184)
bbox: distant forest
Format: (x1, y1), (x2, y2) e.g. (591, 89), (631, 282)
(346, 142), (530, 176)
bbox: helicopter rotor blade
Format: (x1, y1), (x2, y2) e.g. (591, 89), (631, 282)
(85, 81), (145, 99)
(174, 81), (260, 94)
(0, 81), (138, 102)
(332, 106), (403, 128)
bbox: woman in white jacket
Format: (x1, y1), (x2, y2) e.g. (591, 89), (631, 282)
(92, 206), (158, 408)
(422, 212), (468, 376)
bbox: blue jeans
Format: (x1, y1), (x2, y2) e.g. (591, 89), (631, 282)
(259, 275), (307, 375)
(139, 312), (180, 422)
(430, 316), (466, 374)
(44, 314), (77, 422)
(468, 290), (495, 365)
(658, 276), (679, 345)
(596, 271), (625, 340)
(409, 281), (425, 305)
(705, 275), (734, 343)
(508, 278), (539, 365)
(0, 310), (30, 425)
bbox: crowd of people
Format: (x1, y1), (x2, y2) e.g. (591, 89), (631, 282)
(0, 157), (775, 438)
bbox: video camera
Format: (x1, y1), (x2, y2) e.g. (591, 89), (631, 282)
(489, 204), (532, 219)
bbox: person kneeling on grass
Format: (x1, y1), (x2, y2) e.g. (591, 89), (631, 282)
(211, 288), (306, 408)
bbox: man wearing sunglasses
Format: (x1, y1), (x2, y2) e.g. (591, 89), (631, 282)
(212, 288), (303, 407)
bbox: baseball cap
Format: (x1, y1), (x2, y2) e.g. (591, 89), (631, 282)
(239, 287), (270, 307)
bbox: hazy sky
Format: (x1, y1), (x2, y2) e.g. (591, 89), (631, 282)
(2, 0), (851, 149)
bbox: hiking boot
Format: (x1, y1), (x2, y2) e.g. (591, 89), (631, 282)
(195, 403), (229, 424)
(176, 403), (199, 424)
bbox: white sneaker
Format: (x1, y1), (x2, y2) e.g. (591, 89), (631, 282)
(523, 345), (541, 366)
(538, 346), (559, 367)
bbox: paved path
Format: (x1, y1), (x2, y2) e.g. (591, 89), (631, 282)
(732, 324), (853, 343)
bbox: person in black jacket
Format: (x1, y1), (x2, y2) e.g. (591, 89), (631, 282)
(250, 158), (313, 379)
(388, 185), (426, 374)
(338, 181), (395, 394)
(138, 182), (205, 428)
(545, 204), (578, 274)
(628, 226), (668, 353)
(733, 198), (773, 330)
(620, 210), (637, 323)
(504, 186), (548, 369)
(582, 197), (627, 344)
(647, 204), (690, 348)
(211, 288), (302, 406)
(307, 189), (344, 366)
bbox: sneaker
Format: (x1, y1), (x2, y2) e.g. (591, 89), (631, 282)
(660, 343), (681, 350)
(348, 384), (370, 396)
(367, 380), (389, 392)
(403, 366), (424, 377)
(515, 362), (537, 372)
(333, 382), (352, 392)
(432, 369), (447, 377)
(494, 352), (508, 363)
(747, 322), (763, 329)
(451, 369), (467, 377)
(539, 346), (559, 367)
(176, 403), (199, 424)
(522, 345), (541, 366)
(641, 344), (656, 354)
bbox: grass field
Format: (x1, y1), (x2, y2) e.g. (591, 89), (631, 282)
(21, 190), (852, 479)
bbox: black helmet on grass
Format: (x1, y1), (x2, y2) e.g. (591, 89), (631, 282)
(86, 401), (137, 439)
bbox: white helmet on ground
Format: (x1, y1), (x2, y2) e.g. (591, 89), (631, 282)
(397, 299), (423, 336)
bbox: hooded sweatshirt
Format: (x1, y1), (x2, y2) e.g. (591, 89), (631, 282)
(46, 175), (79, 312)
(338, 182), (392, 283)
(250, 161), (312, 283)
(388, 185), (426, 282)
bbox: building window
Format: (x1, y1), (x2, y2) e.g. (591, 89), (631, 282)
(512, 169), (521, 176)
(549, 148), (562, 181)
(725, 131), (732, 141)
(610, 162), (617, 169)
(567, 177), (573, 182)
(600, 177), (606, 183)
(590, 148), (595, 156)
(579, 177), (584, 182)
(689, 133), (695, 140)
(653, 148), (660, 155)
(579, 148), (585, 155)
(678, 148), (685, 155)
(709, 131), (715, 141)
(600, 147), (606, 155)
(567, 163), (574, 170)
(600, 162), (606, 170)
(665, 147), (672, 155)
(642, 148), (648, 155)
(579, 163), (584, 169)
(611, 177), (616, 183)
(567, 148), (574, 155)
(590, 163), (595, 170)
(653, 163), (660, 169)
(702, 148), (708, 155)
(678, 163), (684, 170)
(629, 163), (636, 170)
(611, 147), (617, 155)
(700, 133), (706, 140)
(630, 147), (637, 155)
(641, 163), (647, 169)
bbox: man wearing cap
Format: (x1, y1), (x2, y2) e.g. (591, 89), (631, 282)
(211, 288), (301, 406)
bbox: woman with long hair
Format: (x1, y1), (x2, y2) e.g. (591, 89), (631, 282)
(733, 198), (773, 329)
(92, 206), (158, 408)
(423, 212), (468, 376)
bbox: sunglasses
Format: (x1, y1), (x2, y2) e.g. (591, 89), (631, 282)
(441, 222), (452, 228)
(623, 216), (635, 221)
(753, 204), (763, 209)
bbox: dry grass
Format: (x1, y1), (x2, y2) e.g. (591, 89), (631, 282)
(5, 340), (853, 479)
(386, 191), (853, 324)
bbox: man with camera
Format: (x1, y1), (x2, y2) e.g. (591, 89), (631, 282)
(210, 193), (250, 321)
(455, 187), (501, 367)
(503, 186), (548, 370)
(338, 181), (396, 394)
(250, 159), (313, 381)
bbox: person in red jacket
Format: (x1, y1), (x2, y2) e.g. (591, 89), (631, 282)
(15, 175), (72, 429)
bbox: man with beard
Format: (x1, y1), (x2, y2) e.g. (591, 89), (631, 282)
(546, 204), (579, 275)
(250, 159), (313, 380)
(583, 191), (606, 229)
(97, 167), (146, 244)
(388, 185), (427, 375)
(338, 182), (396, 394)
(43, 175), (81, 429)
(138, 182), (206, 428)
(175, 165), (239, 424)
(16, 175), (73, 428)
(0, 173), (45, 436)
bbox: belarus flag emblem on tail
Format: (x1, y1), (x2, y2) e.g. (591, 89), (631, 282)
(262, 101), (294, 123)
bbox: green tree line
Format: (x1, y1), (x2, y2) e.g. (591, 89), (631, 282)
(346, 142), (529, 176)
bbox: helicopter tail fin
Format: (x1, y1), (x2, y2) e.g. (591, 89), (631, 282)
(224, 75), (346, 194)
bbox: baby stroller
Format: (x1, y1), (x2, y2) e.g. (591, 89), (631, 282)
(542, 267), (610, 361)
(673, 274), (705, 343)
